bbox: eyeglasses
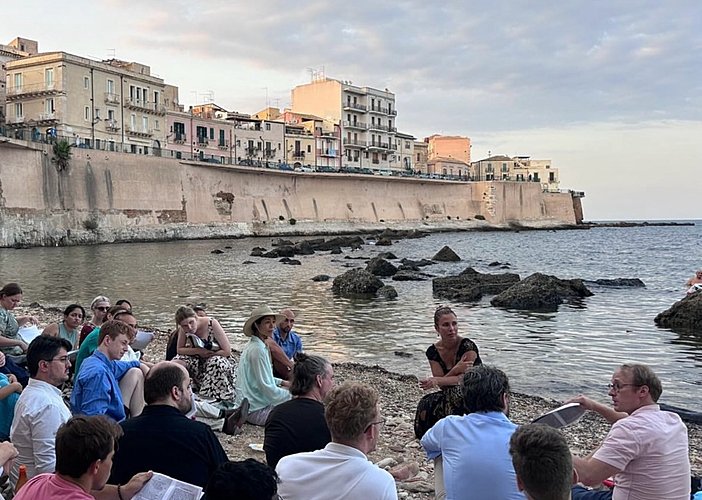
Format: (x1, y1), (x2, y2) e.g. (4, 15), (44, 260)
(49, 356), (70, 364)
(95, 306), (110, 312)
(365, 418), (386, 432)
(607, 383), (641, 392)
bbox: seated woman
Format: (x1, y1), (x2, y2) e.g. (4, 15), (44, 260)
(0, 283), (37, 356)
(0, 352), (22, 441)
(236, 306), (292, 425)
(42, 304), (85, 350)
(173, 306), (235, 401)
(78, 295), (110, 346)
(414, 306), (482, 439)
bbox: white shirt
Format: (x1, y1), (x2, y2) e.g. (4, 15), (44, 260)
(276, 442), (398, 500)
(10, 378), (72, 484)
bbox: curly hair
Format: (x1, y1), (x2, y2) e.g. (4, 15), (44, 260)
(324, 382), (378, 442)
(205, 459), (278, 500)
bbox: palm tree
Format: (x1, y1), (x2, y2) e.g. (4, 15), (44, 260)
(52, 139), (72, 172)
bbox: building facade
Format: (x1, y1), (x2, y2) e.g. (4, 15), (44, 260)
(414, 141), (428, 173)
(471, 155), (560, 190)
(395, 131), (415, 172)
(426, 134), (471, 164)
(0, 38), (37, 129)
(291, 77), (397, 171)
(5, 52), (176, 155)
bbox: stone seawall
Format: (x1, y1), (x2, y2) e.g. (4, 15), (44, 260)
(0, 141), (581, 247)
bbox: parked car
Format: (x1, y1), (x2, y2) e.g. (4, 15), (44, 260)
(279, 163), (293, 171)
(316, 166), (337, 173)
(294, 165), (314, 172)
(360, 168), (375, 175)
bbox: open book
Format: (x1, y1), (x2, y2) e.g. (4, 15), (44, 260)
(531, 402), (586, 429)
(133, 472), (202, 500)
(18, 325), (42, 344)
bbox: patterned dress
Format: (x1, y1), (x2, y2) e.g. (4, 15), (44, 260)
(414, 337), (482, 439)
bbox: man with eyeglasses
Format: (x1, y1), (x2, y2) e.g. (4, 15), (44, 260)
(9, 335), (73, 485)
(421, 365), (524, 500)
(276, 382), (397, 499)
(569, 363), (690, 499)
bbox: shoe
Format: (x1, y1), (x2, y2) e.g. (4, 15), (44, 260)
(222, 398), (249, 435)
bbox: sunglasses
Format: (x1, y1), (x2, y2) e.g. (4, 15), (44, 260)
(95, 306), (110, 312)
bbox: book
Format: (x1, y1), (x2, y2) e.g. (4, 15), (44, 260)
(18, 325), (42, 344)
(131, 330), (155, 351)
(132, 472), (202, 500)
(531, 402), (586, 429)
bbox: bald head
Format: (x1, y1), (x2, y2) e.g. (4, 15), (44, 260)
(278, 308), (295, 336)
(144, 361), (190, 407)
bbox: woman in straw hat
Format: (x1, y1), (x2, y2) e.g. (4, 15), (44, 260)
(236, 305), (292, 425)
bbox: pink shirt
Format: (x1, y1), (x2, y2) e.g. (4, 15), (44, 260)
(593, 404), (690, 500)
(14, 473), (93, 500)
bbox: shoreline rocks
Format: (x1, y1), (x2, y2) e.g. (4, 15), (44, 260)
(655, 292), (702, 333)
(491, 273), (593, 312)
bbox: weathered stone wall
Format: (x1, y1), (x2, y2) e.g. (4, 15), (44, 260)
(0, 141), (580, 247)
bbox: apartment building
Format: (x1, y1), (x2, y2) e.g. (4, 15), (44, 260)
(472, 155), (560, 190)
(414, 141), (428, 173)
(275, 110), (341, 171)
(291, 76), (397, 171)
(395, 131), (415, 172)
(0, 38), (37, 128)
(5, 51), (176, 155)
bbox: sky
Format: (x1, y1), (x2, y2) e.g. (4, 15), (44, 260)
(3, 1), (701, 220)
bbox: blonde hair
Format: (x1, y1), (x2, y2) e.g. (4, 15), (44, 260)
(324, 382), (378, 442)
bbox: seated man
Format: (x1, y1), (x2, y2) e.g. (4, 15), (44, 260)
(14, 415), (152, 500)
(264, 353), (333, 468)
(10, 336), (73, 485)
(570, 363), (690, 500)
(110, 361), (228, 488)
(421, 365), (524, 500)
(510, 424), (576, 500)
(205, 459), (279, 500)
(276, 382), (397, 500)
(273, 308), (303, 359)
(71, 320), (148, 421)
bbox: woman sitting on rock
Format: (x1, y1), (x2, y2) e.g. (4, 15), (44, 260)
(42, 304), (85, 349)
(173, 305), (236, 401)
(414, 305), (482, 439)
(0, 283), (37, 356)
(236, 305), (291, 425)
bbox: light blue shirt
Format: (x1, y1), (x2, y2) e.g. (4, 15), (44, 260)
(236, 336), (290, 412)
(0, 373), (19, 440)
(421, 411), (525, 500)
(272, 327), (303, 359)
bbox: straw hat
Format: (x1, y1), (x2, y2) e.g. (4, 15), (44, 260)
(243, 305), (285, 337)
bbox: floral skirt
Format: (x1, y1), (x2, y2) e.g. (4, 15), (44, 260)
(174, 354), (236, 401)
(414, 385), (465, 439)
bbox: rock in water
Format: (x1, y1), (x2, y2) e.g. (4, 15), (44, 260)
(654, 293), (702, 333)
(332, 269), (384, 298)
(211, 249), (224, 254)
(377, 251), (398, 260)
(366, 257), (398, 277)
(375, 237), (393, 246)
(432, 267), (520, 302)
(432, 246), (461, 262)
(490, 273), (593, 312)
(588, 278), (645, 287)
(311, 275), (331, 282)
(377, 285), (398, 299)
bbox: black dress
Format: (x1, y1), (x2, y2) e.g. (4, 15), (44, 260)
(413, 337), (481, 439)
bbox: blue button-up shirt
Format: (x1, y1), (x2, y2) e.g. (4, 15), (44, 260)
(272, 327), (303, 359)
(70, 350), (140, 422)
(421, 411), (525, 500)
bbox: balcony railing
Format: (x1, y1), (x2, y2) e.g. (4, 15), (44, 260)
(317, 149), (337, 157)
(126, 124), (152, 136)
(343, 138), (367, 147)
(105, 120), (120, 132)
(389, 109), (397, 116)
(292, 152), (305, 160)
(124, 98), (166, 115)
(38, 112), (57, 122)
(6, 82), (58, 97)
(173, 133), (186, 144)
(196, 137), (209, 147)
(343, 120), (367, 129)
(368, 123), (390, 131)
(218, 140), (229, 150)
(104, 93), (121, 105)
(7, 115), (24, 124)
(343, 102), (367, 111)
(369, 105), (389, 114)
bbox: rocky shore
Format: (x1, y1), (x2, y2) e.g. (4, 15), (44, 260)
(16, 304), (702, 498)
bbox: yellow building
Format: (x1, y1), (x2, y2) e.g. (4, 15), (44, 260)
(0, 37), (37, 128)
(426, 134), (471, 163)
(5, 50), (178, 155)
(472, 155), (560, 190)
(395, 131), (416, 172)
(291, 76), (397, 171)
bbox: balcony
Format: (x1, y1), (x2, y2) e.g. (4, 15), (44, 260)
(368, 122), (389, 132)
(6, 115), (24, 124)
(317, 149), (337, 157)
(6, 82), (60, 99)
(389, 109), (397, 116)
(104, 93), (121, 105)
(343, 138), (367, 147)
(196, 137), (209, 147)
(125, 97), (166, 115)
(218, 140), (229, 150)
(125, 124), (152, 137)
(343, 102), (367, 111)
(263, 148), (277, 159)
(105, 120), (120, 132)
(291, 152), (305, 160)
(367, 141), (390, 151)
(368, 105), (389, 114)
(343, 121), (367, 130)
(173, 133), (186, 144)
(37, 112), (58, 124)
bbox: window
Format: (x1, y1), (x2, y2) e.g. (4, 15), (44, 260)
(502, 163), (508, 172)
(94, 108), (100, 119)
(307, 145), (311, 153)
(14, 102), (23, 118)
(45, 98), (55, 114)
(417, 153), (420, 161)
(45, 68), (54, 87)
(13, 73), (22, 89)
(382, 153), (387, 160)
(142, 116), (148, 132)
(219, 129), (225, 145)
(129, 85), (136, 100)
(154, 119), (160, 130)
(108, 109), (115, 121)
(153, 90), (159, 104)
(265, 123), (271, 131)
(107, 79), (115, 94)
(84, 76), (90, 89)
(209, 127), (214, 140)
(85, 106), (91, 121)
(196, 126), (207, 141)
(130, 114), (136, 130)
(265, 141), (271, 153)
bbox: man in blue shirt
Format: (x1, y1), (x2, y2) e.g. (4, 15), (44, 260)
(273, 308), (303, 359)
(421, 365), (524, 500)
(71, 320), (148, 422)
